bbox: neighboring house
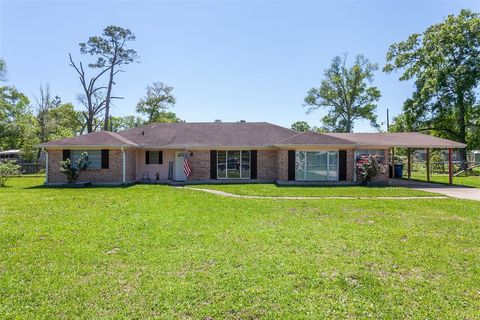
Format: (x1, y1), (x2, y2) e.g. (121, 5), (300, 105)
(0, 150), (22, 163)
(39, 122), (466, 185)
(0, 149), (46, 174)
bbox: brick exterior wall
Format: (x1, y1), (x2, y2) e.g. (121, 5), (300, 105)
(47, 148), (134, 184)
(46, 147), (390, 184)
(373, 148), (390, 182)
(277, 149), (289, 181)
(186, 150), (210, 180)
(257, 150), (278, 180)
(346, 149), (355, 182)
(125, 149), (136, 182)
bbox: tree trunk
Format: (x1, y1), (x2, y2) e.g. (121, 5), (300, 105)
(103, 55), (117, 131)
(87, 116), (93, 133)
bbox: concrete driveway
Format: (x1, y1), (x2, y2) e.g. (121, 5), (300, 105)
(390, 178), (480, 201)
(412, 187), (480, 201)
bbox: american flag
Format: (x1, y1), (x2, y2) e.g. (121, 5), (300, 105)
(183, 157), (192, 177)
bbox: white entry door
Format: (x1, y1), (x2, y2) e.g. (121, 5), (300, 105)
(175, 152), (186, 181)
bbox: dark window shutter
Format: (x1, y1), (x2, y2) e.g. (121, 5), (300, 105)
(339, 150), (347, 181)
(210, 150), (217, 179)
(62, 149), (71, 161)
(250, 150), (257, 179)
(146, 151), (150, 164)
(288, 150), (296, 181)
(159, 151), (163, 164)
(101, 149), (109, 169)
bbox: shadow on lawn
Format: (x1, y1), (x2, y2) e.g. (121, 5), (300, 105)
(26, 183), (136, 190)
(405, 178), (475, 188)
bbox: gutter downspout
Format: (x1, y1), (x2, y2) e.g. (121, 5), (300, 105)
(44, 148), (48, 185)
(121, 147), (126, 184)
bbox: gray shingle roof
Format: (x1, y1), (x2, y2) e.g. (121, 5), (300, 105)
(39, 122), (466, 149)
(40, 130), (138, 147)
(274, 131), (355, 146)
(324, 132), (466, 148)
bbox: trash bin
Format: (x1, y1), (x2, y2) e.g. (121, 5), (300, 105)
(394, 164), (403, 178)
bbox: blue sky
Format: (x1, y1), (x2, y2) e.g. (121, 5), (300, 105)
(1, 1), (479, 132)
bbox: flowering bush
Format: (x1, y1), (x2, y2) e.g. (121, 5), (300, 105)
(59, 152), (90, 183)
(0, 160), (21, 187)
(357, 155), (385, 183)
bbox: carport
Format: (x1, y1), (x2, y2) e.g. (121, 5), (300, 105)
(325, 132), (467, 185)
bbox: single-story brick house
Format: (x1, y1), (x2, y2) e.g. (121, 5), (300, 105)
(39, 121), (466, 185)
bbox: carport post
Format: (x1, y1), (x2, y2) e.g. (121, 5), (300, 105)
(448, 148), (453, 185)
(426, 148), (430, 182)
(407, 148), (411, 180)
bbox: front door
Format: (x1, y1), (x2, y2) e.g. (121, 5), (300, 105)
(175, 152), (186, 181)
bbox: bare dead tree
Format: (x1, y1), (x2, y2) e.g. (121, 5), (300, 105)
(69, 53), (109, 133)
(79, 26), (138, 130)
(34, 83), (61, 143)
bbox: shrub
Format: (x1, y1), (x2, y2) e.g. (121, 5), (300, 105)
(59, 152), (90, 183)
(357, 155), (385, 183)
(0, 160), (21, 187)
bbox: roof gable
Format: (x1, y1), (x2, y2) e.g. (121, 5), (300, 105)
(40, 130), (138, 148)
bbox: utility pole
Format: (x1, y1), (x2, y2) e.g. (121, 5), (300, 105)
(386, 108), (390, 132)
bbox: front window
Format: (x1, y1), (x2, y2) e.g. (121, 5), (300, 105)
(295, 151), (338, 181)
(71, 150), (101, 169)
(217, 150), (250, 179)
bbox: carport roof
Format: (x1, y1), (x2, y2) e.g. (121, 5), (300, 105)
(324, 132), (466, 148)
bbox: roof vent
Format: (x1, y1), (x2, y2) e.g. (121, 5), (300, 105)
(239, 120), (246, 123)
(214, 119), (222, 123)
(141, 131), (145, 136)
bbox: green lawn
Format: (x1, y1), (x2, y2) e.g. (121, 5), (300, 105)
(193, 183), (438, 197)
(408, 172), (480, 188)
(1, 177), (479, 319)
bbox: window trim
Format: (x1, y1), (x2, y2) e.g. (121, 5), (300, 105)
(146, 151), (163, 165)
(295, 150), (339, 181)
(217, 150), (251, 179)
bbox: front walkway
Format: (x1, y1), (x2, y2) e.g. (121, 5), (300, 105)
(183, 187), (448, 200)
(390, 178), (480, 201)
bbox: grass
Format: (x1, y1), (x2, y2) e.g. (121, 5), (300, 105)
(1, 177), (480, 319)
(193, 183), (438, 197)
(407, 171), (480, 188)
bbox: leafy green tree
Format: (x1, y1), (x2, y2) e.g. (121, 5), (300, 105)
(35, 85), (83, 142)
(304, 54), (381, 132)
(291, 121), (311, 132)
(48, 103), (83, 138)
(384, 9), (480, 167)
(121, 115), (144, 129)
(388, 113), (414, 133)
(109, 115), (144, 132)
(80, 26), (139, 131)
(0, 86), (40, 160)
(0, 58), (6, 82)
(136, 82), (180, 123)
(0, 160), (20, 187)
